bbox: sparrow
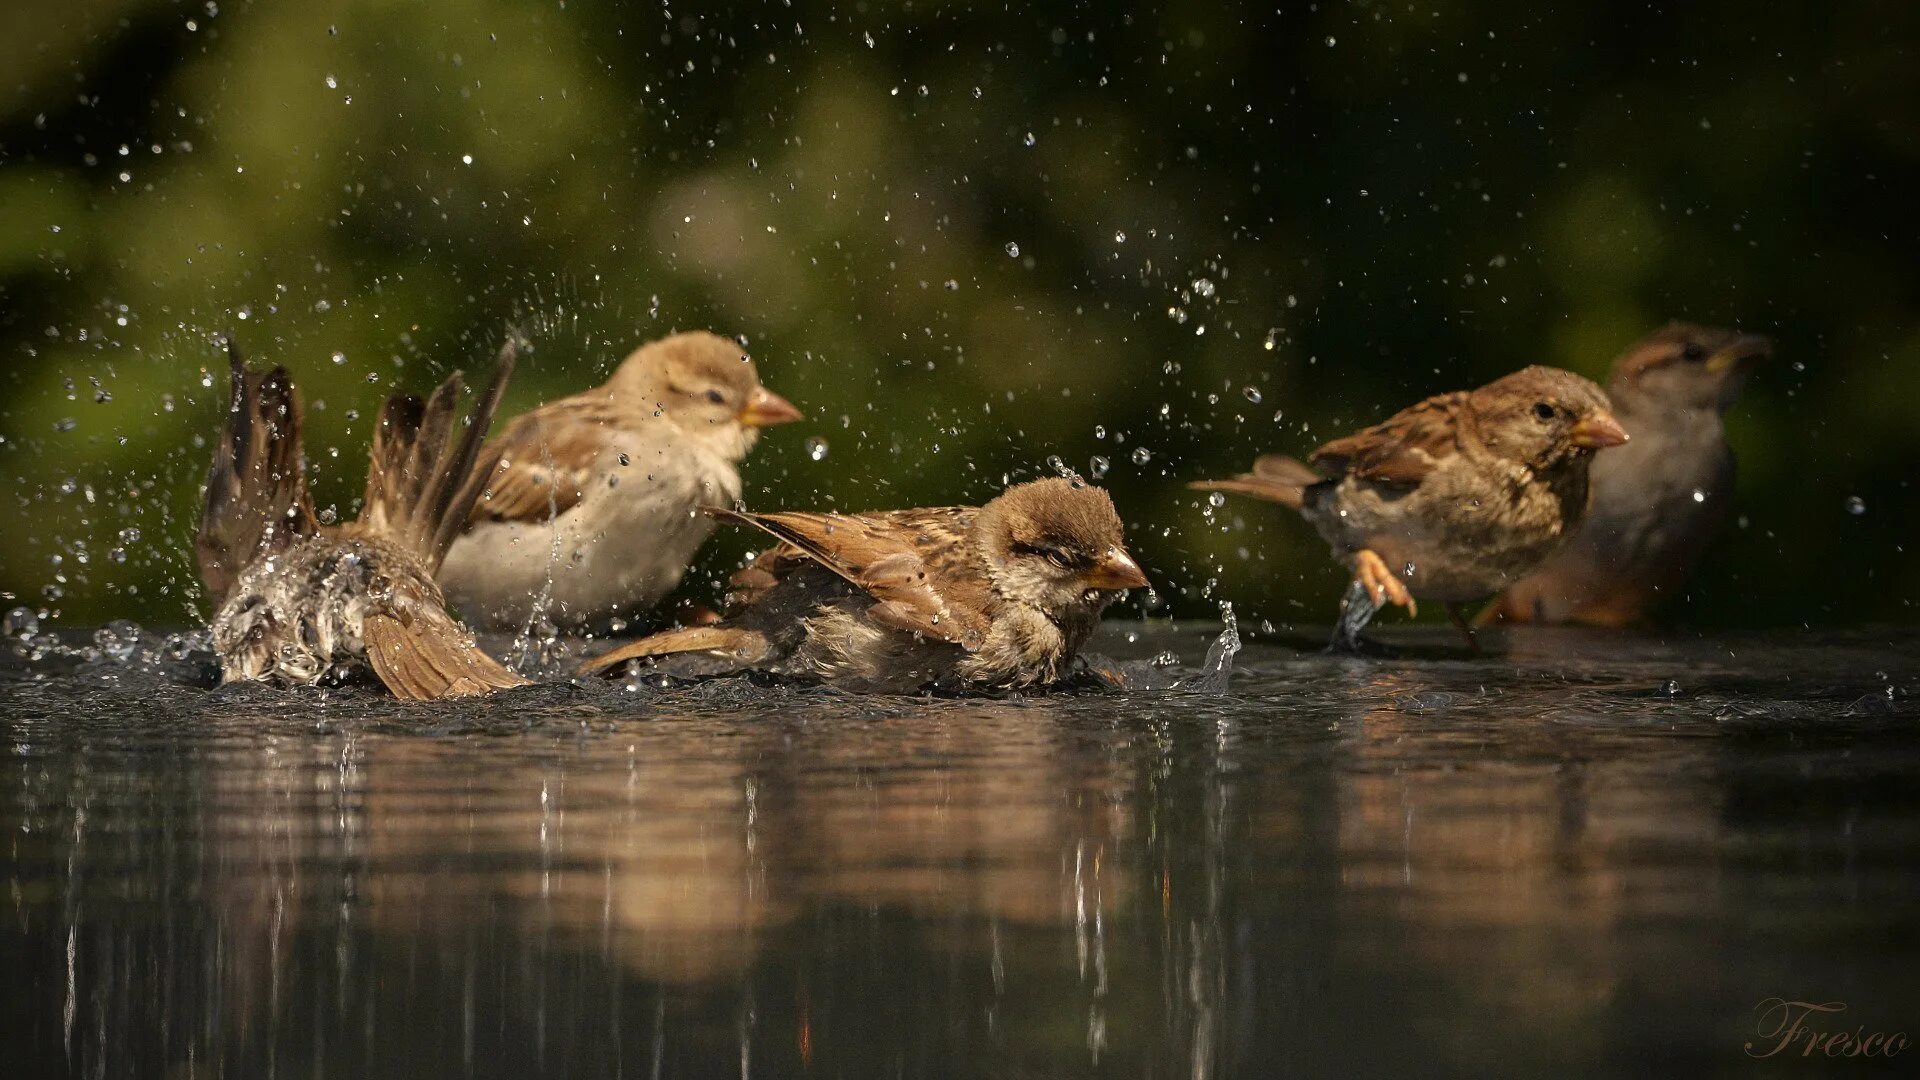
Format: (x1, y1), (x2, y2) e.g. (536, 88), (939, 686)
(1190, 365), (1629, 651)
(197, 338), (529, 700)
(438, 330), (804, 632)
(1482, 324), (1771, 627)
(578, 477), (1150, 693)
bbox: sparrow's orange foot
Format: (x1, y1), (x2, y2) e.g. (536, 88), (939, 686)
(1353, 549), (1417, 616)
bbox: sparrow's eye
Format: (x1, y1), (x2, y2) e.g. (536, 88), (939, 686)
(705, 389), (728, 405)
(1532, 402), (1555, 421)
(1680, 342), (1708, 362)
(1016, 542), (1076, 569)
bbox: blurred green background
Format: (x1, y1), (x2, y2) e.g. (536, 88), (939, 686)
(1, 0), (1916, 629)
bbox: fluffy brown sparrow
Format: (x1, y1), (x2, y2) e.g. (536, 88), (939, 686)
(1191, 365), (1629, 650)
(578, 477), (1150, 693)
(438, 331), (803, 632)
(197, 339), (528, 700)
(1482, 324), (1770, 627)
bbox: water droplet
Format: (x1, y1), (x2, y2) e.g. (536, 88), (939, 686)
(1022, 131), (1036, 147)
(324, 74), (338, 89)
(1846, 496), (1866, 515)
(331, 351), (347, 365)
(1242, 386), (1262, 404)
(461, 153), (474, 165)
(1324, 35), (1337, 46)
(1263, 330), (1277, 351)
(1089, 455), (1110, 479)
(4, 607), (39, 639)
(1113, 230), (1126, 244)
(1004, 242), (1020, 258)
(1130, 447), (1152, 465)
(1192, 277), (1215, 298)
(1661, 679), (1681, 697)
(805, 436), (829, 461)
(94, 619), (142, 662)
(1207, 492), (1225, 508)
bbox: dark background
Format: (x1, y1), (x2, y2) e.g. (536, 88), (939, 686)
(2, 0), (1915, 628)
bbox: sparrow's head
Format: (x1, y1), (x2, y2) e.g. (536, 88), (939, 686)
(1608, 322), (1771, 414)
(975, 477), (1148, 619)
(1471, 365), (1629, 472)
(608, 331), (803, 457)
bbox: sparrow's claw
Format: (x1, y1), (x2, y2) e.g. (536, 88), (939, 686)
(1352, 549), (1416, 615)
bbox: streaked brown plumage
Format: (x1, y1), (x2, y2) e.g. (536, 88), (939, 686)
(1483, 323), (1770, 627)
(197, 339), (528, 700)
(580, 477), (1149, 693)
(1192, 365), (1630, 649)
(438, 331), (803, 632)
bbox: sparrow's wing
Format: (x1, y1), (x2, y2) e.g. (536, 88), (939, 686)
(196, 340), (318, 606)
(709, 506), (991, 648)
(360, 339), (516, 571)
(464, 398), (614, 526)
(363, 607), (530, 700)
(1309, 391), (1466, 487)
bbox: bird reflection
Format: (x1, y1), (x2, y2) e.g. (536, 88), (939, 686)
(7, 639), (1871, 1080)
(349, 701), (1137, 986)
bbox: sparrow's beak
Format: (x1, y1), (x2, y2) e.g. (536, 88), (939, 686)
(1081, 546), (1149, 591)
(1705, 333), (1774, 375)
(736, 386), (804, 427)
(1568, 409), (1630, 449)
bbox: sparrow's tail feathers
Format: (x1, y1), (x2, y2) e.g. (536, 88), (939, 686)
(1188, 454), (1321, 510)
(364, 610), (530, 700)
(360, 337), (517, 571)
(578, 626), (770, 676)
(196, 338), (318, 607)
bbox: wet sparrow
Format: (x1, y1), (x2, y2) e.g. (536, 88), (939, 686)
(439, 331), (803, 632)
(198, 339), (528, 700)
(579, 477), (1149, 693)
(1483, 324), (1770, 627)
(1192, 365), (1628, 651)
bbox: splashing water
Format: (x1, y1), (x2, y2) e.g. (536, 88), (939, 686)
(1180, 602), (1240, 694)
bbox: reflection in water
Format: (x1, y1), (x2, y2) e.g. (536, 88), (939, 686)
(3, 626), (1919, 1078)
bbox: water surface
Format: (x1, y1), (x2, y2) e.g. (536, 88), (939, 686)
(3, 623), (1916, 1078)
